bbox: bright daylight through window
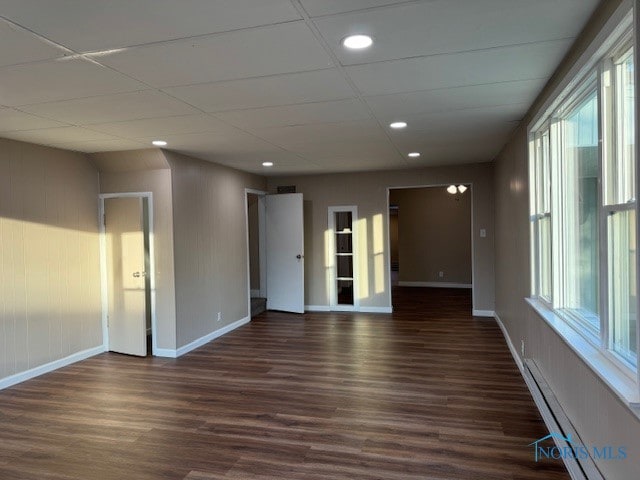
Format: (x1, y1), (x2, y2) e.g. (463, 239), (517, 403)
(529, 13), (638, 381)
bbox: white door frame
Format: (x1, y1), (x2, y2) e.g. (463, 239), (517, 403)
(245, 188), (268, 317)
(386, 184), (475, 312)
(328, 205), (359, 312)
(99, 192), (158, 355)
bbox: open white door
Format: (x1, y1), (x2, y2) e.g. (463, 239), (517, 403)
(266, 193), (304, 313)
(105, 197), (147, 356)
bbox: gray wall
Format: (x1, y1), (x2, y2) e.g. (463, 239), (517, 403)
(390, 187), (472, 285)
(268, 162), (494, 312)
(494, 0), (640, 477)
(0, 138), (102, 381)
(165, 151), (266, 348)
(247, 194), (260, 292)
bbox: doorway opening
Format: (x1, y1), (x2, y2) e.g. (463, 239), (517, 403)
(388, 185), (473, 313)
(99, 192), (156, 357)
(247, 191), (267, 317)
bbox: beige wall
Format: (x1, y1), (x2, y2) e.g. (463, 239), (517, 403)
(0, 139), (102, 381)
(247, 194), (260, 292)
(96, 155), (177, 351)
(389, 210), (399, 267)
(165, 152), (266, 348)
(390, 187), (471, 285)
(495, 0), (640, 477)
(268, 162), (494, 312)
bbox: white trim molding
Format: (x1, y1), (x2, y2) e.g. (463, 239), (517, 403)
(0, 345), (106, 391)
(398, 281), (472, 289)
(305, 305), (392, 314)
(360, 306), (393, 314)
(175, 316), (250, 357)
(473, 309), (496, 318)
(305, 305), (331, 312)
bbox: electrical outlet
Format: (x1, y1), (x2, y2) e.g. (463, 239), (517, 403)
(521, 340), (525, 357)
(217, 312), (222, 322)
(438, 271), (444, 278)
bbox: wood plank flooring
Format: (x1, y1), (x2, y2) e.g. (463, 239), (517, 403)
(0, 287), (568, 479)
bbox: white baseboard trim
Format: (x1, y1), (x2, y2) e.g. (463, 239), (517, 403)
(494, 312), (524, 372)
(250, 289), (260, 297)
(360, 306), (393, 313)
(305, 305), (331, 312)
(0, 345), (106, 391)
(175, 316), (250, 357)
(473, 309), (496, 318)
(153, 348), (178, 358)
(398, 281), (472, 289)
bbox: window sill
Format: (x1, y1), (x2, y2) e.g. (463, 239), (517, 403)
(526, 297), (640, 415)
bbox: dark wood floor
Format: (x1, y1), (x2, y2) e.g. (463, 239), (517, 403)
(0, 287), (568, 479)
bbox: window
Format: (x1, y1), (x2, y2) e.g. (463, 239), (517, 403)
(529, 14), (638, 382)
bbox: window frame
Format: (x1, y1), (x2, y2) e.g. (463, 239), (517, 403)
(527, 6), (640, 405)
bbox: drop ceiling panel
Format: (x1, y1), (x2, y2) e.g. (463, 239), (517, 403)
(0, 58), (147, 106)
(21, 90), (198, 125)
(100, 22), (333, 88)
(252, 120), (388, 149)
(0, 126), (119, 145)
(365, 79), (545, 118)
(0, 0), (302, 52)
(136, 131), (285, 155)
(316, 0), (598, 65)
(300, 0), (413, 17)
(347, 39), (573, 95)
(164, 69), (356, 112)
(0, 108), (67, 131)
(87, 114), (229, 138)
(50, 138), (148, 153)
(0, 20), (66, 67)
(216, 99), (371, 129)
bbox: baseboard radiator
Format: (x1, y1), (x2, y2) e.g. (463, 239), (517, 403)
(523, 359), (604, 480)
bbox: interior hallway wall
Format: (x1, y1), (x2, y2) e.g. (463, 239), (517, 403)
(247, 194), (260, 292)
(0, 138), (102, 382)
(165, 151), (266, 348)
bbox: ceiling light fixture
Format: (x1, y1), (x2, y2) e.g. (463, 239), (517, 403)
(447, 184), (468, 194)
(262, 162), (273, 167)
(152, 140), (167, 147)
(389, 121), (407, 129)
(408, 152), (421, 158)
(342, 34), (373, 50)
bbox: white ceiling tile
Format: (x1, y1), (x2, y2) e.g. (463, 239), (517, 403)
(0, 126), (119, 145)
(0, 108), (67, 131)
(164, 69), (356, 112)
(346, 39), (573, 95)
(50, 138), (148, 153)
(136, 130), (285, 155)
(0, 58), (146, 106)
(365, 79), (545, 118)
(100, 22), (333, 88)
(87, 114), (229, 138)
(316, 0), (599, 65)
(300, 0), (412, 17)
(0, 20), (66, 67)
(0, 0), (301, 52)
(216, 99), (372, 129)
(21, 90), (199, 125)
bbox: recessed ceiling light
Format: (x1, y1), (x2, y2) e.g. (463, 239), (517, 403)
(342, 34), (373, 50)
(262, 162), (273, 167)
(152, 140), (167, 147)
(390, 121), (407, 129)
(408, 152), (421, 158)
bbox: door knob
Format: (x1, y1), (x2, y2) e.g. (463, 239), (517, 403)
(296, 254), (304, 259)
(133, 272), (141, 278)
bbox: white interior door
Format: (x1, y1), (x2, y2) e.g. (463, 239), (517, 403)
(266, 193), (304, 313)
(105, 197), (147, 356)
